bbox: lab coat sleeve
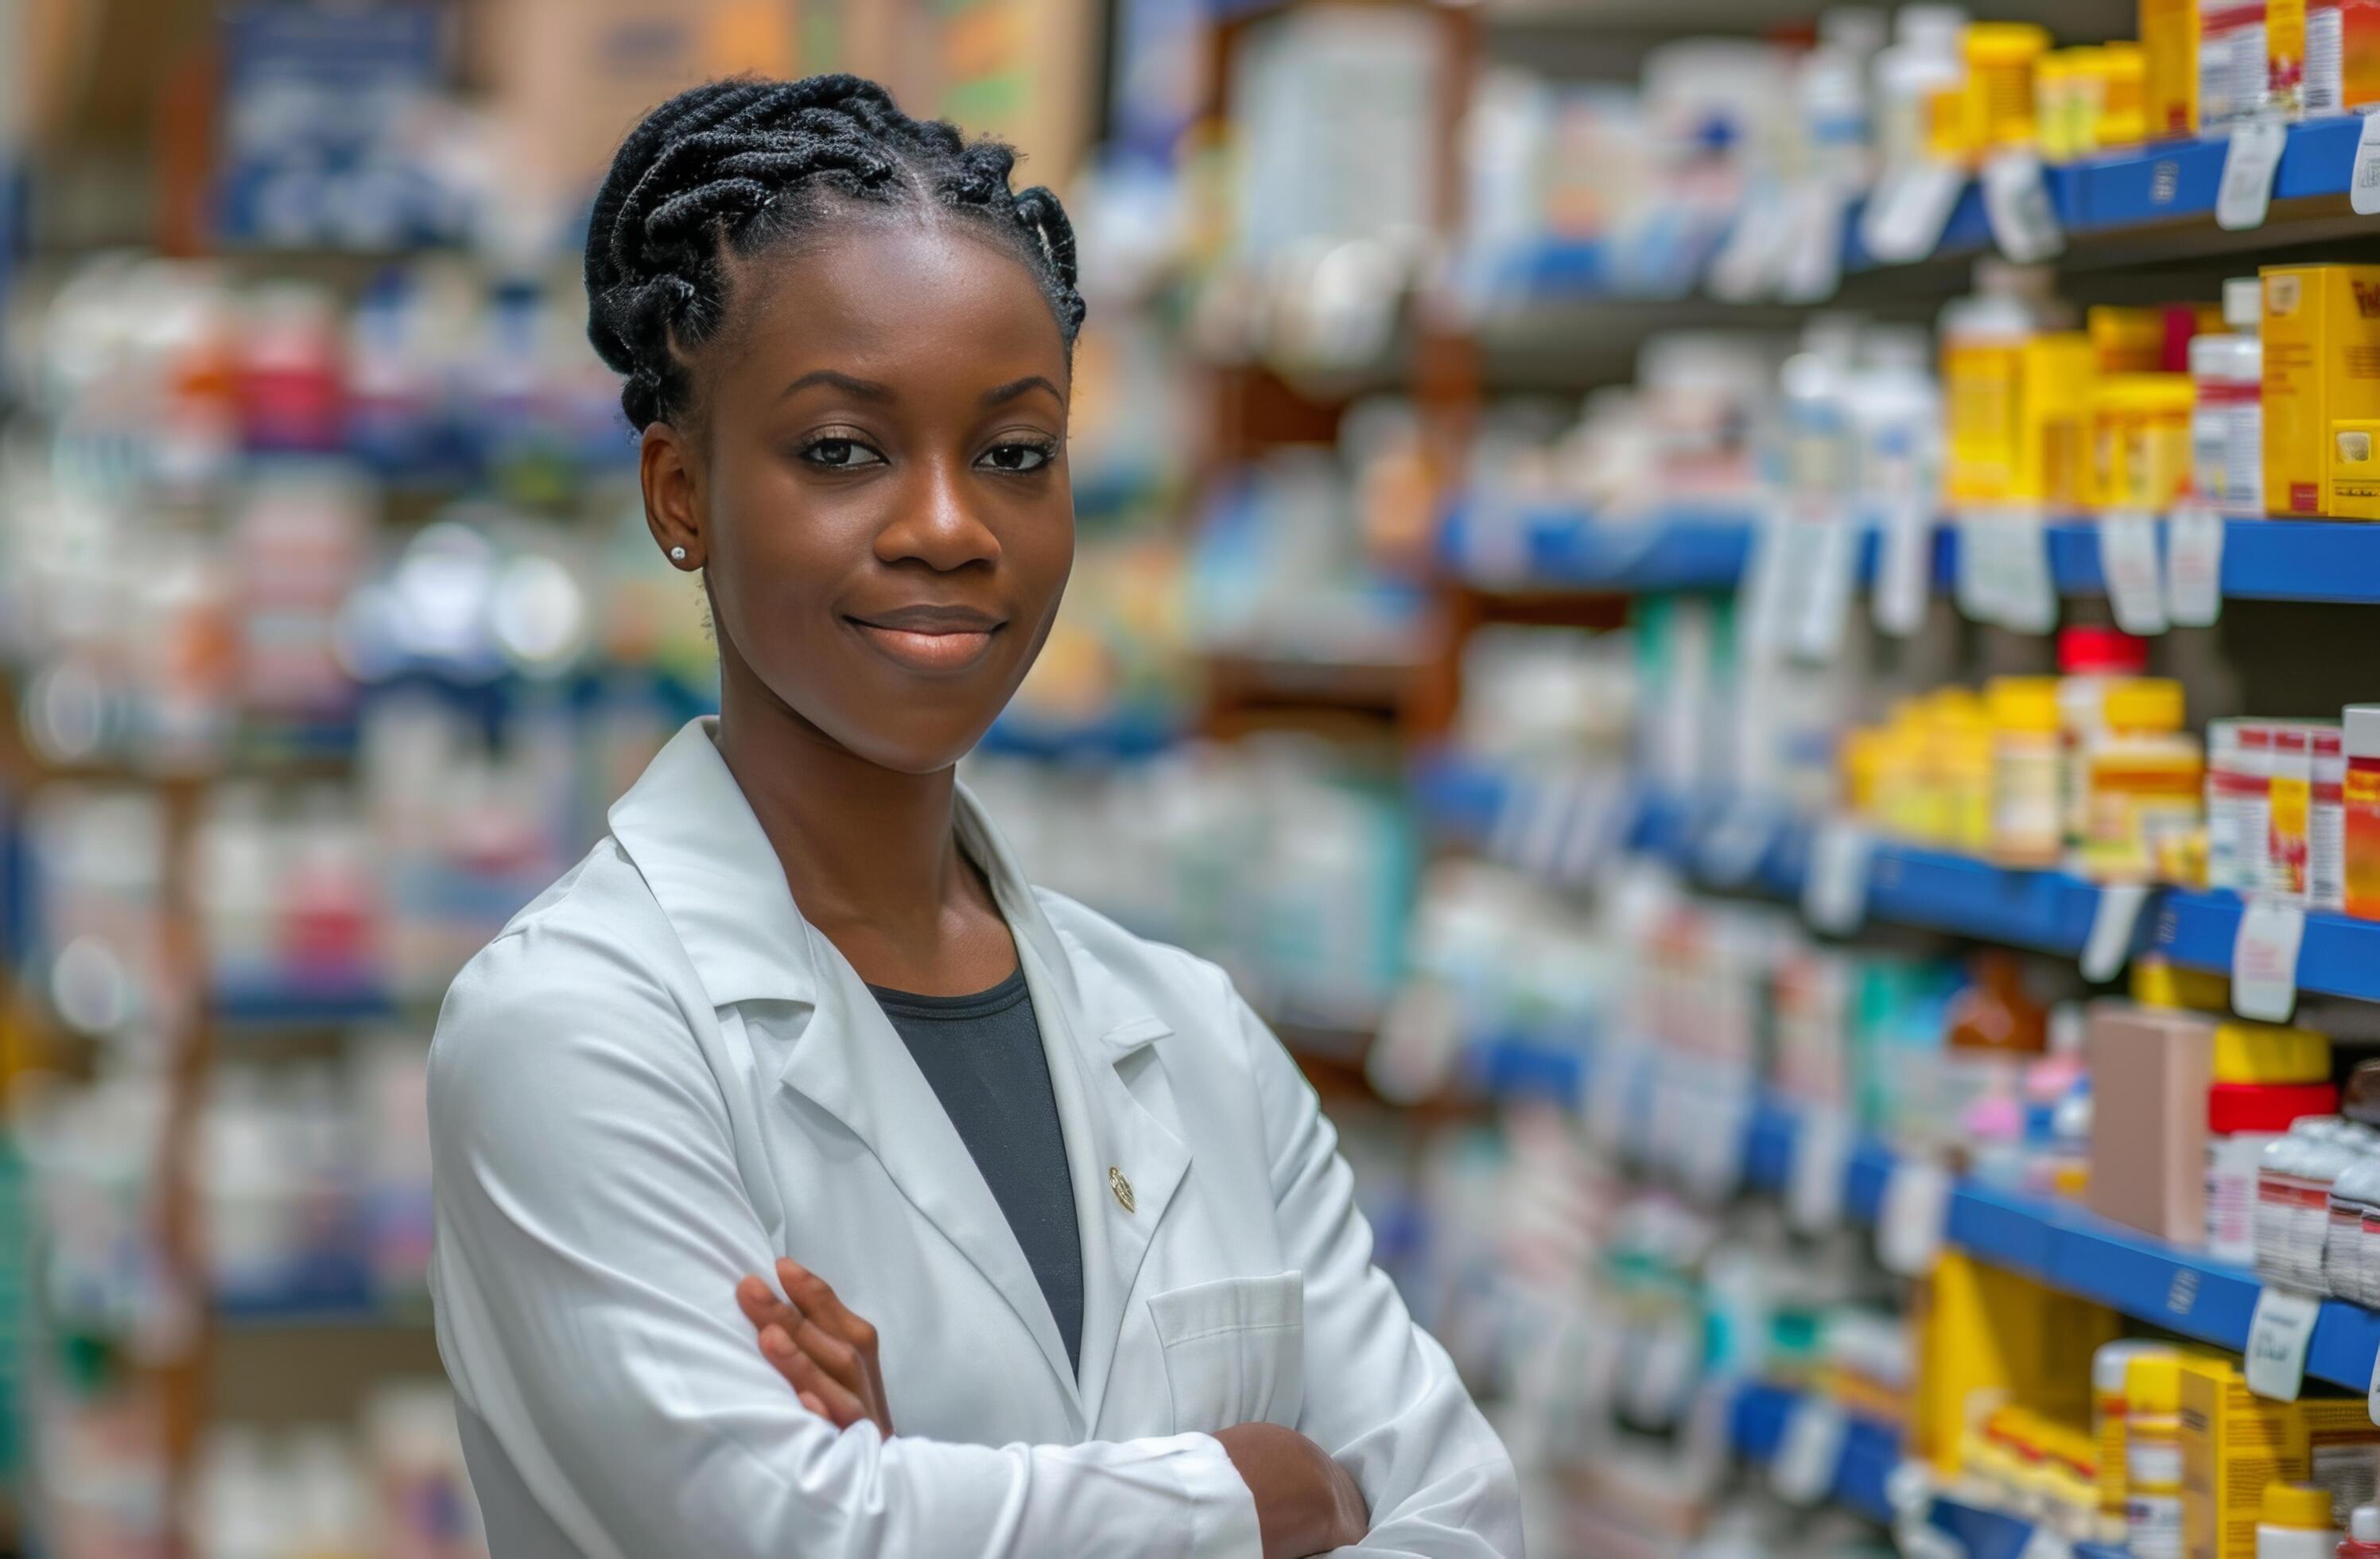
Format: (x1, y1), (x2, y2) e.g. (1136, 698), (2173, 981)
(1232, 981), (1525, 1558)
(429, 922), (1263, 1559)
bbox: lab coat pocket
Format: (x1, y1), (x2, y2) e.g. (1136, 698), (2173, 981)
(1146, 1270), (1304, 1433)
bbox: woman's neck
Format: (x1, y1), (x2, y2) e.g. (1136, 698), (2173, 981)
(711, 652), (1014, 993)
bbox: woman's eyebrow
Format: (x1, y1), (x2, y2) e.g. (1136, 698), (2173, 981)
(780, 369), (895, 402)
(981, 375), (1063, 407)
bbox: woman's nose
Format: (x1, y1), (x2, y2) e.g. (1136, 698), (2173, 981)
(876, 458), (1001, 571)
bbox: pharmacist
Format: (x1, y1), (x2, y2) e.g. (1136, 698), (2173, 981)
(426, 74), (1520, 1559)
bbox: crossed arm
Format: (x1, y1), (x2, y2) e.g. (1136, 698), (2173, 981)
(433, 936), (1520, 1557)
(732, 1258), (1371, 1559)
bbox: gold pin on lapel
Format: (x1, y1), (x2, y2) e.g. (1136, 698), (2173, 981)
(1108, 1165), (1136, 1213)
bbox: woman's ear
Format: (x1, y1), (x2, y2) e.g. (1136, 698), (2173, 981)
(640, 421), (707, 570)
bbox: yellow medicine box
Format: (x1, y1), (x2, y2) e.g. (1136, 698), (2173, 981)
(2141, 0), (2201, 137)
(2180, 1354), (2380, 1558)
(2328, 418), (2380, 519)
(2211, 1021), (2331, 1083)
(2262, 265), (2380, 518)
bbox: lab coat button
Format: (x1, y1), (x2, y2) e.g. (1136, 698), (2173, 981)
(1108, 1165), (1135, 1213)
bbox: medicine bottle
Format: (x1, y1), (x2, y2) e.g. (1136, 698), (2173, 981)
(1989, 677), (2065, 865)
(2082, 679), (2202, 882)
(2060, 628), (2150, 853)
(2259, 1484), (2341, 1559)
(2124, 1351), (2184, 1559)
(2189, 278), (2265, 516)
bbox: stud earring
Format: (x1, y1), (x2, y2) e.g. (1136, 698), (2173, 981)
(670, 546), (688, 563)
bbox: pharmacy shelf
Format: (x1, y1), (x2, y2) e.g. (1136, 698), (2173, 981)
(1467, 1029), (2380, 1398)
(1925, 1496), (2130, 1559)
(1436, 505), (1759, 592)
(212, 976), (398, 1030)
(1498, 117), (2369, 301)
(1438, 503), (2380, 606)
(1415, 753), (2380, 1009)
(2077, 113), (2367, 231)
(1727, 1382), (2128, 1557)
(1729, 1380), (1901, 1525)
(975, 708), (1184, 763)
(2142, 888), (2380, 1004)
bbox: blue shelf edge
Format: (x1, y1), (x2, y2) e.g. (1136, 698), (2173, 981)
(1730, 1380), (1901, 1525)
(1437, 507), (2380, 608)
(1928, 1495), (2133, 1559)
(1415, 754), (2380, 1010)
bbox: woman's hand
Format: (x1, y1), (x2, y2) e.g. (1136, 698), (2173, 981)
(733, 1266), (1368, 1557)
(1211, 1422), (1369, 1559)
(735, 1258), (894, 1437)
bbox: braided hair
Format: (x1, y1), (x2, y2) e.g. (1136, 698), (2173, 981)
(584, 73), (1087, 432)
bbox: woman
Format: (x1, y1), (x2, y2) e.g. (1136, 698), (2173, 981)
(427, 74), (1520, 1559)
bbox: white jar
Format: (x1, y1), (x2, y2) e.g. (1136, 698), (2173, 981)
(2325, 1149), (2380, 1300)
(2211, 1129), (2285, 1266)
(2257, 1127), (2311, 1286)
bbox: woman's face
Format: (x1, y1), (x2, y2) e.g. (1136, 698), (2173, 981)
(642, 219), (1074, 774)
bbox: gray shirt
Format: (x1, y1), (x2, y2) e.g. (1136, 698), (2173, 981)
(867, 967), (1085, 1374)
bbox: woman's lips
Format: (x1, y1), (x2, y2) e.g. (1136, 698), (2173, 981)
(849, 620), (1000, 674)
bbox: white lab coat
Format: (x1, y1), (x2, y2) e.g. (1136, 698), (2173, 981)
(428, 717), (1522, 1558)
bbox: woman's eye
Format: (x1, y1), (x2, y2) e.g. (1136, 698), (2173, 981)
(802, 437), (883, 468)
(981, 441), (1054, 472)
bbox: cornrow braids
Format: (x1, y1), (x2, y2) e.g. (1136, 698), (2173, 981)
(584, 72), (1089, 432)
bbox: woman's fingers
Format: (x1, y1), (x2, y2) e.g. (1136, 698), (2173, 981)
(791, 1315), (864, 1390)
(736, 1274), (800, 1335)
(763, 1324), (864, 1427)
(777, 1258), (879, 1355)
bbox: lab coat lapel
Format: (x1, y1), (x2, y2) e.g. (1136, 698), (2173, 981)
(953, 785), (1192, 1433)
(609, 721), (1085, 1421)
(772, 940), (1087, 1422)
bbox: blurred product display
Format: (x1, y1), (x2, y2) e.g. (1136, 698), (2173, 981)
(17, 0), (2380, 1556)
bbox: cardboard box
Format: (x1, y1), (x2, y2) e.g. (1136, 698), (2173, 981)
(2262, 265), (2380, 517)
(2180, 1354), (2380, 1557)
(2087, 1001), (2217, 1242)
(2328, 418), (2380, 519)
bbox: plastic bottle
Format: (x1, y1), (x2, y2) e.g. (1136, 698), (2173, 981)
(2300, 1122), (2376, 1289)
(2059, 627), (2152, 854)
(2327, 1143), (2380, 1300)
(2190, 279), (2265, 517)
(1873, 6), (1970, 170)
(2081, 679), (2204, 884)
(2096, 1341), (2174, 1537)
(2260, 1120), (2340, 1287)
(2262, 1484), (2342, 1557)
(2338, 1504), (2380, 1557)
(1948, 951), (2050, 1053)
(1943, 280), (2043, 503)
(2093, 372), (2197, 513)
(1990, 677), (2066, 865)
(1963, 22), (2052, 149)
(2211, 1076), (2339, 1267)
(2126, 1351), (2186, 1559)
